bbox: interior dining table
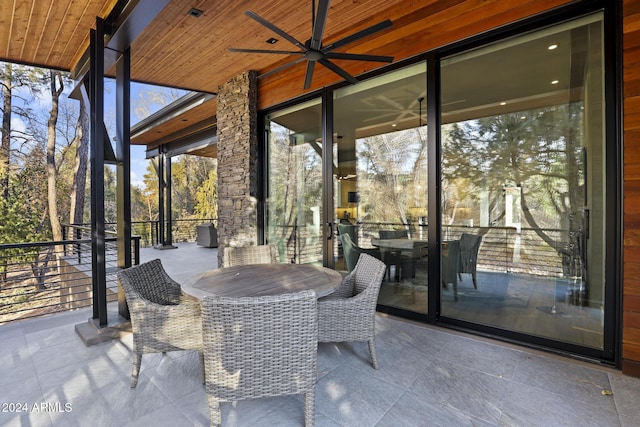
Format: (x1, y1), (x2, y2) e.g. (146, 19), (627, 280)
(371, 238), (428, 281)
(370, 238), (429, 252)
(182, 263), (343, 299)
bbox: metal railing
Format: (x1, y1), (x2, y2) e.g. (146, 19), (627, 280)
(270, 221), (567, 277)
(1, 219), (216, 324)
(359, 222), (565, 276)
(0, 232), (140, 325)
(64, 218), (217, 248)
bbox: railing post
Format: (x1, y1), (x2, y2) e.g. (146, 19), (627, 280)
(76, 227), (82, 264)
(133, 236), (140, 265)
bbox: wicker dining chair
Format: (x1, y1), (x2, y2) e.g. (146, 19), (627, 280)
(201, 291), (318, 427)
(222, 244), (278, 267)
(318, 253), (386, 369)
(118, 259), (203, 388)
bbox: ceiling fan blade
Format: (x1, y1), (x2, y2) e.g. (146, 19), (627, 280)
(245, 10), (307, 50)
(322, 19), (393, 53)
(310, 0), (330, 50)
(228, 48), (304, 55)
(318, 58), (358, 84)
(303, 61), (316, 89)
(325, 52), (394, 62)
(258, 57), (307, 80)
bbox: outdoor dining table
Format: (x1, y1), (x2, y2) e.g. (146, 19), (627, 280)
(182, 263), (343, 299)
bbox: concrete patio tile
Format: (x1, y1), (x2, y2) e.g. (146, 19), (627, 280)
(408, 358), (508, 424)
(315, 363), (405, 426)
(498, 379), (620, 427)
(2, 289), (640, 427)
(510, 352), (617, 414)
(377, 389), (496, 427)
(434, 334), (527, 380)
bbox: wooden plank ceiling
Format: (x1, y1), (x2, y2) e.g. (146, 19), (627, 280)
(0, 0), (119, 72)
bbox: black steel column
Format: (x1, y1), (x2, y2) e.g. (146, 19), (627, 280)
(154, 148), (176, 250)
(116, 46), (131, 319)
(157, 153), (165, 247)
(90, 18), (107, 326)
(321, 87), (334, 267)
(426, 52), (441, 323)
(165, 155), (173, 245)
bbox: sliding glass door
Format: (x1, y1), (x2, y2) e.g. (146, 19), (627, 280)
(333, 62), (428, 314)
(262, 9), (614, 360)
(439, 13), (607, 349)
(264, 99), (324, 264)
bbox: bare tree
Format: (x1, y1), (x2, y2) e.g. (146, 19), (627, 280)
(1, 63), (12, 201)
(69, 99), (89, 227)
(46, 70), (64, 241)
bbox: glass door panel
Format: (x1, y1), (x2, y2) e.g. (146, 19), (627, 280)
(440, 13), (606, 349)
(265, 99), (323, 264)
(333, 62), (428, 314)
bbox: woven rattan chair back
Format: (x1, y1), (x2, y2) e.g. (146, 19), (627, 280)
(222, 244), (278, 267)
(318, 253), (386, 368)
(201, 291), (318, 426)
(118, 259), (203, 387)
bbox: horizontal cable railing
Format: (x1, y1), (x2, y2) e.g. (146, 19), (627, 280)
(1, 219), (216, 324)
(2, 219), (566, 324)
(0, 234), (140, 325)
(354, 222), (565, 277)
(64, 219), (217, 248)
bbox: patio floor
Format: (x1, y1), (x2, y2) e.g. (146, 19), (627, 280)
(2, 243), (640, 426)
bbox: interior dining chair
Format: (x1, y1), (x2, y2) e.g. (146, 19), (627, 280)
(201, 291), (318, 427)
(340, 233), (380, 273)
(222, 244), (278, 267)
(458, 233), (482, 288)
(318, 253), (386, 369)
(442, 239), (461, 301)
(117, 259), (203, 387)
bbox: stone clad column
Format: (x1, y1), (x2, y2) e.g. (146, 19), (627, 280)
(216, 71), (258, 266)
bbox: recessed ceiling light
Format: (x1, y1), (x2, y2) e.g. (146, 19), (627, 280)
(188, 8), (203, 17)
(391, 123), (397, 127)
(548, 44), (558, 50)
(500, 102), (506, 106)
(266, 37), (278, 44)
(551, 80), (559, 84)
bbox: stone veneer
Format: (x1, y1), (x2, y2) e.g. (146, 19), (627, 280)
(216, 71), (258, 266)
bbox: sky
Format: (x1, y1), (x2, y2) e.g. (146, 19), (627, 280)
(103, 79), (189, 188)
(6, 64), (188, 189)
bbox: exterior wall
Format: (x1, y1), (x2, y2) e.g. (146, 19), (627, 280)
(257, 0), (575, 109)
(225, 0), (640, 374)
(216, 71), (259, 266)
(623, 0), (640, 376)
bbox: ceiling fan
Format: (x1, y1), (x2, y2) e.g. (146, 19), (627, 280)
(228, 0), (394, 89)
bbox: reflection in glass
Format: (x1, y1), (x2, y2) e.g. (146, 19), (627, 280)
(265, 99), (323, 264)
(440, 13), (605, 349)
(333, 62), (428, 314)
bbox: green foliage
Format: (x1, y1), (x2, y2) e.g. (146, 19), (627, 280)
(0, 147), (50, 244)
(137, 155), (217, 222)
(194, 168), (218, 219)
(442, 103), (585, 246)
(357, 127), (427, 225)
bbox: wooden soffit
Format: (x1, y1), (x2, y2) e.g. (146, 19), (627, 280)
(0, 0), (120, 72)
